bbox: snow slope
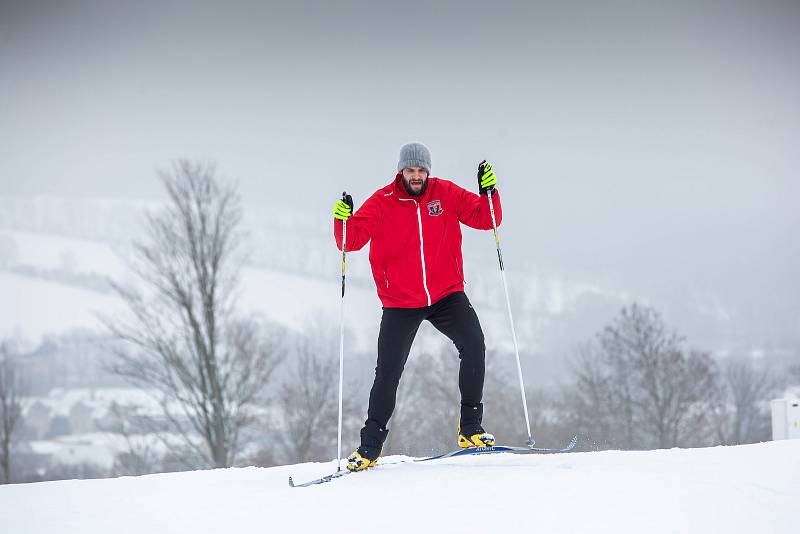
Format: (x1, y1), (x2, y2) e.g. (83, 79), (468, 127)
(3, 440), (799, 534)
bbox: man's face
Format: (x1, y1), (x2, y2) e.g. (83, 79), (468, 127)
(401, 166), (429, 196)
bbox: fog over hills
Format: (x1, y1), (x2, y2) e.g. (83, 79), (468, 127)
(2, 1), (798, 361)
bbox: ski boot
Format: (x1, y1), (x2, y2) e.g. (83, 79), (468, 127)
(347, 420), (388, 471)
(346, 444), (382, 471)
(458, 403), (495, 449)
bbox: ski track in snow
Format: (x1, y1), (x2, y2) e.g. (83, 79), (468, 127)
(2, 440), (799, 534)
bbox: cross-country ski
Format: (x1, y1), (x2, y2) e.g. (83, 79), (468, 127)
(289, 436), (579, 487)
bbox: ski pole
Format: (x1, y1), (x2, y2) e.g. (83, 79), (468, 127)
(336, 192), (348, 471)
(485, 180), (535, 448)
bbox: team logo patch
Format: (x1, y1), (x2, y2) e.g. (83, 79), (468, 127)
(427, 200), (443, 216)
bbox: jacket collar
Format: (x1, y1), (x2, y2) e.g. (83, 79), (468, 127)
(392, 173), (435, 201)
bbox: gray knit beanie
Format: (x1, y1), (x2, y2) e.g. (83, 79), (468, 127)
(397, 142), (432, 174)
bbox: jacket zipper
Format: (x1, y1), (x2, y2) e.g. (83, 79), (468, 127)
(400, 198), (431, 306)
(415, 201), (431, 306)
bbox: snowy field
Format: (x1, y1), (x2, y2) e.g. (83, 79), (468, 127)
(3, 440), (799, 534)
(0, 228), (383, 346)
(0, 271), (121, 342)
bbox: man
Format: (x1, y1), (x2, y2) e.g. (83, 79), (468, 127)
(332, 142), (501, 471)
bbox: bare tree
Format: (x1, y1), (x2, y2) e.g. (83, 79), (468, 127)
(711, 356), (775, 445)
(100, 402), (173, 476)
(563, 304), (721, 450)
(560, 343), (618, 450)
(104, 160), (281, 469)
(274, 321), (360, 464)
(0, 342), (25, 483)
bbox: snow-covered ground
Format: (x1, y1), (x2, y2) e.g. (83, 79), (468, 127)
(3, 440), (799, 534)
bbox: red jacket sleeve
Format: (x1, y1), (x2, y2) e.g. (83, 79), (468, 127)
(333, 193), (381, 251)
(456, 184), (502, 230)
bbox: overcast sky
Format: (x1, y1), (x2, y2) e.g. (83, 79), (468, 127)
(1, 0), (798, 342)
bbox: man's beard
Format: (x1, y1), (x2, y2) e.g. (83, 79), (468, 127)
(402, 176), (428, 197)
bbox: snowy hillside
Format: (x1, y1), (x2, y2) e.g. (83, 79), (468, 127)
(0, 227), (383, 347)
(3, 440), (799, 534)
(0, 204), (622, 353)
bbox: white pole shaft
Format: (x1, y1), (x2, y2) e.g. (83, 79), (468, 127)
(486, 189), (534, 447)
(336, 219), (346, 470)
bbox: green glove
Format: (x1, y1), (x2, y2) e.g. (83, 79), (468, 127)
(477, 160), (497, 195)
(333, 193), (354, 221)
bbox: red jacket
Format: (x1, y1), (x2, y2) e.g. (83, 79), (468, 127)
(334, 174), (502, 308)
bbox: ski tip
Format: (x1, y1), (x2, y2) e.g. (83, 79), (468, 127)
(568, 435), (578, 449)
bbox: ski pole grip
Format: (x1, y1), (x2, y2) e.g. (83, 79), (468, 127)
(341, 191), (354, 216)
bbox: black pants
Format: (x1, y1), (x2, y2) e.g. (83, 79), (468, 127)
(360, 291), (485, 448)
